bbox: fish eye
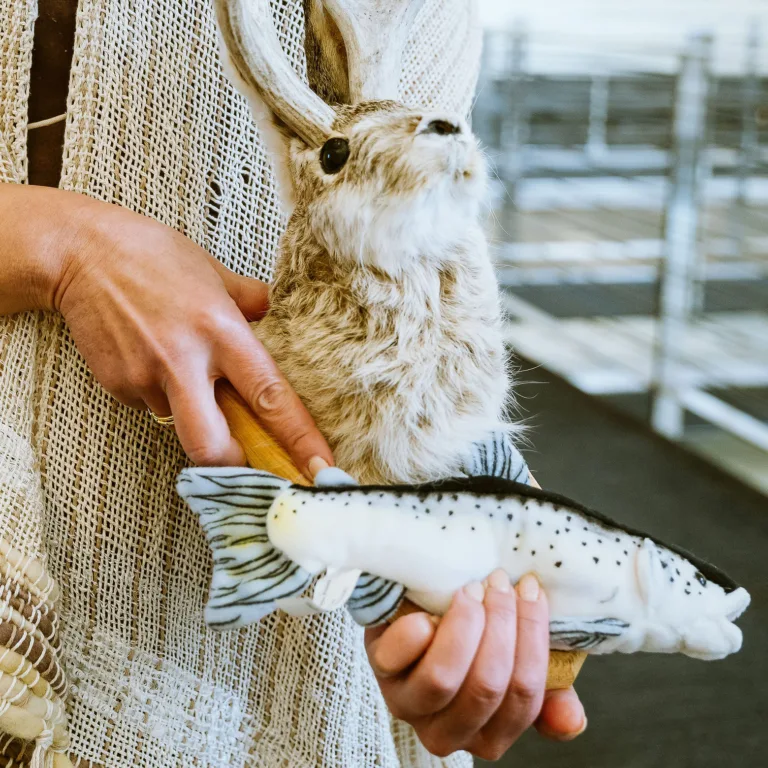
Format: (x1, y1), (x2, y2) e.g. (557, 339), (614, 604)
(695, 571), (707, 587)
(320, 137), (350, 174)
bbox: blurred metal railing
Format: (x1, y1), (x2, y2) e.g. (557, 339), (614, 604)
(477, 26), (768, 455)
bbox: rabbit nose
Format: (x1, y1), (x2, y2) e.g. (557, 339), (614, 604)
(423, 119), (462, 136)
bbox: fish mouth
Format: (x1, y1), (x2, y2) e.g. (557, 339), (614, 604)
(725, 587), (751, 621)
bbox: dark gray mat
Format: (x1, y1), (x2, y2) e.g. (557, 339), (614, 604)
(477, 363), (767, 767)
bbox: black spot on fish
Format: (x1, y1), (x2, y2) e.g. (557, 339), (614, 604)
(555, 561), (562, 568)
(531, 550), (536, 556)
(583, 526), (588, 531)
(597, 539), (602, 544)
(449, 510), (454, 516)
(415, 516), (419, 519)
(412, 505), (417, 510)
(676, 569), (681, 576)
(344, 502), (349, 507)
(582, 542), (587, 546)
(292, 510), (296, 514)
(565, 528), (570, 533)
(471, 526), (475, 531)
(475, 504), (481, 509)
(685, 589), (691, 595)
(437, 494), (443, 501)
(553, 505), (560, 511)
(550, 544), (554, 549)
(425, 509), (431, 514)
(661, 561), (668, 569)
(624, 550), (628, 556)
(616, 560), (621, 565)
(490, 513), (494, 518)
(441, 526), (446, 530)
(367, 501), (372, 506)
(686, 581), (691, 587)
(452, 494), (459, 501)
(379, 493), (384, 497)
(536, 521), (542, 526)
(616, 537), (621, 543)
(555, 529), (560, 534)
(593, 557), (599, 564)
(516, 533), (520, 538)
(507, 514), (513, 521)
(567, 516), (572, 522)
(395, 503), (399, 507)
(514, 546), (518, 551)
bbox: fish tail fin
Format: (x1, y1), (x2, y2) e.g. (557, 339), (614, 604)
(176, 467), (312, 630)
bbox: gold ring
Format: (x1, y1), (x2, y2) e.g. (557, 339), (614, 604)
(148, 409), (175, 426)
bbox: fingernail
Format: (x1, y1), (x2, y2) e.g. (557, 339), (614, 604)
(488, 568), (511, 593)
(463, 581), (485, 602)
(518, 573), (540, 602)
(576, 716), (588, 736)
(308, 456), (329, 479)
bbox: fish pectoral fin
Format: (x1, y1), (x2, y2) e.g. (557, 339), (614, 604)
(347, 573), (406, 627)
(313, 467), (359, 487)
(462, 430), (531, 484)
(549, 617), (630, 651)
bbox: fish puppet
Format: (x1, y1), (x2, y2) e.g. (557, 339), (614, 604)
(177, 433), (750, 661)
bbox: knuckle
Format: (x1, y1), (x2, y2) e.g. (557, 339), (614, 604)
(510, 672), (544, 709)
(250, 379), (292, 414)
(473, 742), (509, 762)
(468, 676), (506, 708)
(418, 731), (456, 759)
(185, 439), (230, 467)
(421, 666), (456, 703)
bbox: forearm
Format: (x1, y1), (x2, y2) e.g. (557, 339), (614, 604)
(0, 184), (96, 315)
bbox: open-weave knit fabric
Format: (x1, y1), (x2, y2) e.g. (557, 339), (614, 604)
(0, 0), (482, 765)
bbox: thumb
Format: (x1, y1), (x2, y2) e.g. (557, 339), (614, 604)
(207, 257), (270, 321)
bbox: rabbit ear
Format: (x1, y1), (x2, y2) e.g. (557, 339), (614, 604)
(313, 0), (427, 103)
(215, 0), (336, 146)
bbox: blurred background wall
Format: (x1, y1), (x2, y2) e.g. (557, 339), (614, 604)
(472, 0), (768, 493)
(469, 5), (768, 766)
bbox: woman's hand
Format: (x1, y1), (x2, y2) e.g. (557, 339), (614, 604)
(365, 572), (587, 761)
(0, 184), (332, 473)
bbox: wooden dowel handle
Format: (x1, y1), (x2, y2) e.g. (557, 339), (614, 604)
(214, 380), (586, 690)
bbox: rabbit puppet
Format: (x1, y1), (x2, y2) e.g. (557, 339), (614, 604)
(216, 0), (516, 485)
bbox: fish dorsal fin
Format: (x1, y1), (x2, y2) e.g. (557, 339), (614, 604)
(462, 430), (531, 484)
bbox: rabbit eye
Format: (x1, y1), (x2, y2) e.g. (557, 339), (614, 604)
(320, 138), (349, 174)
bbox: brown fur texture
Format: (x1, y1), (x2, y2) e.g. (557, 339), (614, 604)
(217, 0), (515, 483)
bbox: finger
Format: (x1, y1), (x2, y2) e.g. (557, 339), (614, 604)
(384, 583), (486, 718)
(206, 257), (270, 321)
(365, 612), (437, 678)
(480, 573), (549, 746)
(427, 570), (517, 744)
(166, 367), (246, 466)
(142, 389), (172, 418)
(218, 329), (333, 478)
(535, 687), (587, 741)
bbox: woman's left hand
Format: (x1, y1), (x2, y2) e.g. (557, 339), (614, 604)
(364, 571), (586, 761)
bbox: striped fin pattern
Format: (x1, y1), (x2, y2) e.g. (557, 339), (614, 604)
(462, 430), (530, 484)
(347, 574), (406, 627)
(549, 617), (630, 650)
(177, 467), (312, 630)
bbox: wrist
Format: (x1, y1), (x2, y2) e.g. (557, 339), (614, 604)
(0, 184), (100, 314)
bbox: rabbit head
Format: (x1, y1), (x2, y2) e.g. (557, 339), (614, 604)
(215, 0), (487, 272)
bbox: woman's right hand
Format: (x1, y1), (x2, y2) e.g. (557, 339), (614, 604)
(0, 184), (333, 474)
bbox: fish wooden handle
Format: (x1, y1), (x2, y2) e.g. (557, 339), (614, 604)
(214, 380), (586, 690)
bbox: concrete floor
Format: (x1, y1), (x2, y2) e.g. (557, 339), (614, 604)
(478, 364), (767, 767)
